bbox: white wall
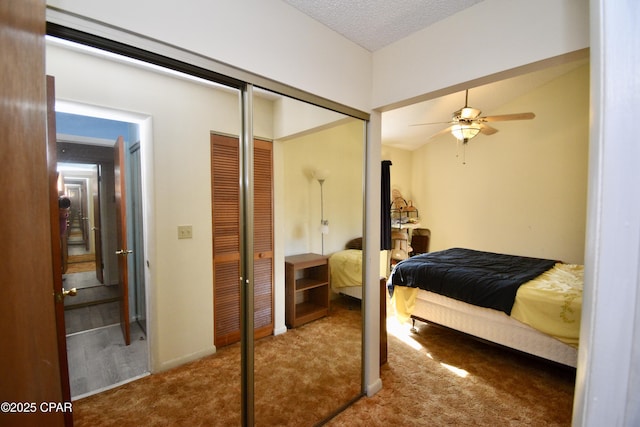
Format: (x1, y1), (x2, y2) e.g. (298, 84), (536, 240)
(372, 0), (590, 109)
(46, 0), (373, 112)
(47, 43), (247, 370)
(407, 64), (589, 264)
(575, 1), (640, 423)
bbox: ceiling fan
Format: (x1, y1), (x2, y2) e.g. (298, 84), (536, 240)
(412, 90), (535, 143)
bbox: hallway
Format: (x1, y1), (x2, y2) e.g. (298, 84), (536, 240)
(64, 271), (148, 399)
(66, 319), (148, 399)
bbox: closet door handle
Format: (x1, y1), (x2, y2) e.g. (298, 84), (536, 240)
(115, 249), (133, 256)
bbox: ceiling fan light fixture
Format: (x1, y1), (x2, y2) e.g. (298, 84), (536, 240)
(459, 107), (481, 120)
(451, 122), (481, 141)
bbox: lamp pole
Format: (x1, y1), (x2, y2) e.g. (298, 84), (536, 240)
(319, 178), (325, 255)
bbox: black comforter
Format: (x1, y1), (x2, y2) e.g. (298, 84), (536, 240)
(387, 248), (557, 315)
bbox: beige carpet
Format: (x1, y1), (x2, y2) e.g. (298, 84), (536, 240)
(73, 297), (362, 426)
(328, 318), (575, 426)
(72, 296), (574, 426)
(66, 254), (96, 274)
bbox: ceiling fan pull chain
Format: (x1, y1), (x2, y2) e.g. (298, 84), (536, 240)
(455, 139), (467, 164)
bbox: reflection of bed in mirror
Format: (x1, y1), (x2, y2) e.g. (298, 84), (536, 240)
(328, 237), (390, 365)
(387, 248), (582, 368)
(328, 237), (388, 300)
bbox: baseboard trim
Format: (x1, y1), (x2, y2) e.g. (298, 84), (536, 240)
(72, 372), (151, 401)
(366, 378), (383, 397)
(155, 346), (217, 372)
(273, 325), (288, 336)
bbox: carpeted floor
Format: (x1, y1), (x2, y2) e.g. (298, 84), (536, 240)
(66, 253), (97, 274)
(66, 261), (97, 274)
(71, 296), (575, 426)
(72, 297), (362, 426)
(328, 317), (575, 426)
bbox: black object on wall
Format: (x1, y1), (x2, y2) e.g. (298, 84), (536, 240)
(380, 160), (392, 250)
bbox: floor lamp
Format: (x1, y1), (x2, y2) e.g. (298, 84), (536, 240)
(314, 170), (330, 255)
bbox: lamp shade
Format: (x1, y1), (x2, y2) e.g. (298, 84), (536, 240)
(451, 122), (481, 141)
(314, 169), (330, 182)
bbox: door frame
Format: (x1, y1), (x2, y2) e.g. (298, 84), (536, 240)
(48, 75), (73, 427)
(54, 100), (155, 372)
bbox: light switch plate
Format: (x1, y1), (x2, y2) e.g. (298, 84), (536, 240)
(178, 225), (193, 239)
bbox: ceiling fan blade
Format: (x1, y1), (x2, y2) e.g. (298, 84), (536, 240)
(480, 112), (535, 122)
(479, 124), (499, 135)
(433, 125), (454, 138)
(410, 120), (453, 127)
(420, 126), (455, 141)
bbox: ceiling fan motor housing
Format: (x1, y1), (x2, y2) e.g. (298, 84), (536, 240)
(455, 107), (481, 120)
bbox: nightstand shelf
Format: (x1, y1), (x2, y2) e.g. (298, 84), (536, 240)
(285, 253), (330, 328)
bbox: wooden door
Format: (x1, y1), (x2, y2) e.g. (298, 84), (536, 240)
(93, 165), (104, 283)
(253, 139), (274, 339)
(114, 136), (131, 345)
(211, 134), (273, 347)
(0, 2), (66, 426)
(81, 180), (90, 251)
(48, 76), (74, 426)
(212, 134), (242, 346)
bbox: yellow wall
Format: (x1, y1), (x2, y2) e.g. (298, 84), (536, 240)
(381, 146), (414, 204)
(406, 64), (589, 264)
(280, 119), (365, 257)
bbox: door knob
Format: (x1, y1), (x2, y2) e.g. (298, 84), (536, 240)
(115, 249), (133, 256)
(63, 287), (77, 297)
(56, 287), (77, 302)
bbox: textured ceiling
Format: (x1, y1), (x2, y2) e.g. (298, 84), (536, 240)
(280, 0), (586, 151)
(282, 0), (485, 51)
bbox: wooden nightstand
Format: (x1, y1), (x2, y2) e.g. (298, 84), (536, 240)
(285, 253), (330, 328)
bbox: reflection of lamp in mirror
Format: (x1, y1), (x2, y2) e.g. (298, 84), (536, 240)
(314, 169), (330, 255)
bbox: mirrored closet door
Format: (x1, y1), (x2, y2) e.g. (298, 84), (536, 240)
(47, 26), (366, 425)
(252, 88), (365, 425)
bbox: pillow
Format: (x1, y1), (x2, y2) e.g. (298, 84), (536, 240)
(345, 237), (363, 250)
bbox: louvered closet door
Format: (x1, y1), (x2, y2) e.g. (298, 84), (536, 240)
(211, 134), (273, 347)
(253, 139), (274, 339)
(211, 134), (241, 347)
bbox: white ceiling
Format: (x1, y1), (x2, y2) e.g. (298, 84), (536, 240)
(282, 0), (485, 52)
(282, 0), (587, 151)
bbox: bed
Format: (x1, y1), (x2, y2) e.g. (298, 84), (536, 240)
(387, 247), (582, 367)
(328, 237), (388, 300)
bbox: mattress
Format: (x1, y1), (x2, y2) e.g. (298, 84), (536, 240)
(387, 248), (583, 367)
(400, 287), (578, 367)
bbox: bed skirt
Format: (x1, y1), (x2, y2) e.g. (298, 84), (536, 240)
(408, 288), (578, 367)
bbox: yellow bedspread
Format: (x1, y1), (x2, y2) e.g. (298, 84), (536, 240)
(511, 263), (583, 347)
(329, 249), (388, 289)
(391, 263), (583, 347)
(329, 249), (364, 288)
